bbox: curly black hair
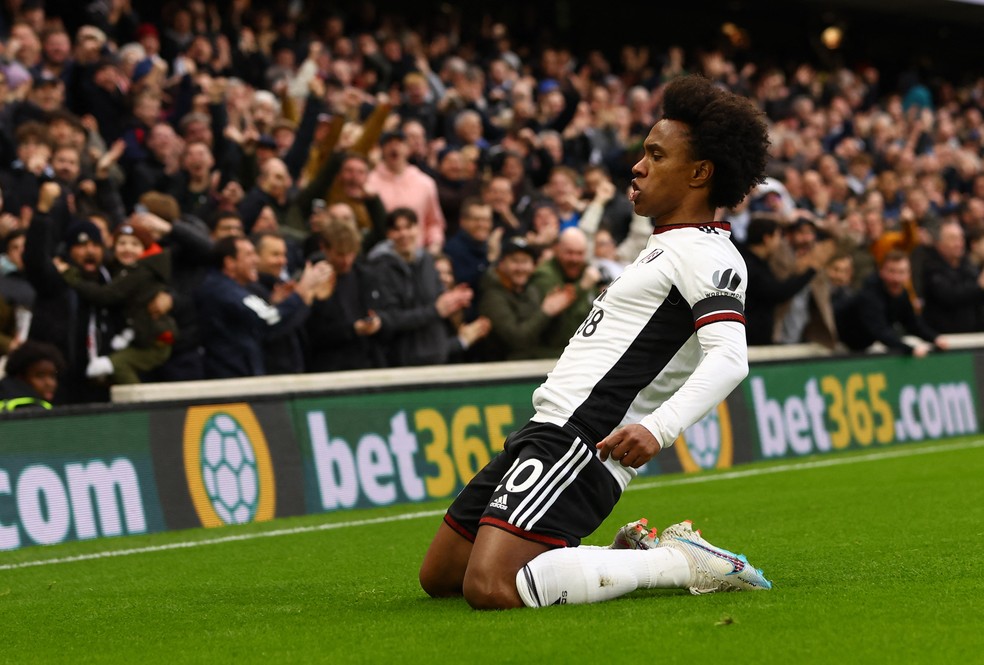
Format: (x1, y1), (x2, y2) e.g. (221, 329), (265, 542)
(5, 340), (66, 378)
(661, 75), (770, 210)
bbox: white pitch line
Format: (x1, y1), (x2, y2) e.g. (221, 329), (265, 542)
(1, 438), (981, 571)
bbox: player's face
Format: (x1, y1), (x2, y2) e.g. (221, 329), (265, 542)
(630, 119), (701, 220)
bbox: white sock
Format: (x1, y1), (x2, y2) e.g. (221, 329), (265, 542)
(515, 546), (691, 607)
(86, 356), (114, 378)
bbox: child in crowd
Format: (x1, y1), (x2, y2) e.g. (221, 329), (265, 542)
(57, 220), (176, 384)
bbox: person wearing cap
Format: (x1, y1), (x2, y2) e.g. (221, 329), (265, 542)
(477, 236), (575, 361)
(55, 218), (177, 385)
(23, 182), (114, 403)
(369, 207), (485, 367)
(366, 129), (446, 253)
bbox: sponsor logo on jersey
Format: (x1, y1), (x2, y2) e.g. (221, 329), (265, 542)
(712, 268), (742, 291)
(640, 248), (664, 264)
(490, 494), (509, 510)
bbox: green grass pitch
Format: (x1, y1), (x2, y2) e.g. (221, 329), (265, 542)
(1, 437), (981, 664)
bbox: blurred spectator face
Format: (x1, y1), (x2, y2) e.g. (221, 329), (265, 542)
(326, 203), (356, 226)
(381, 136), (409, 171)
(147, 123), (179, 160)
(134, 95), (161, 127)
(48, 118), (86, 150)
(434, 256), (455, 290)
(555, 230), (588, 279)
(387, 214), (420, 261)
(826, 256), (853, 288)
(114, 234), (145, 266)
(23, 358), (58, 402)
(182, 118), (213, 147)
(51, 146), (80, 183)
(10, 24), (41, 66)
(225, 238), (259, 285)
(547, 169), (579, 203)
(455, 113), (483, 145)
(879, 256), (911, 297)
(582, 169), (607, 198)
(253, 206), (279, 233)
(69, 238), (104, 274)
(92, 62), (121, 92)
(4, 234), (26, 271)
(251, 95), (278, 131)
(182, 142), (214, 178)
(532, 205), (560, 238)
(256, 235), (288, 277)
(339, 156), (369, 197)
(272, 127), (295, 154)
(501, 154), (524, 184)
(403, 121), (427, 157)
(212, 216), (244, 240)
(485, 177), (514, 208)
(404, 76), (429, 105)
(260, 159), (292, 201)
(498, 250), (535, 289)
(15, 133), (50, 169)
(325, 245), (357, 275)
(788, 222), (817, 253)
(936, 223), (965, 265)
(43, 31), (71, 66)
(594, 229), (617, 260)
(438, 150), (466, 182)
(459, 203), (493, 242)
(29, 79), (65, 112)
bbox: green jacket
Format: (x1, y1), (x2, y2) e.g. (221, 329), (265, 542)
(63, 250), (177, 348)
(529, 258), (599, 356)
(477, 269), (556, 361)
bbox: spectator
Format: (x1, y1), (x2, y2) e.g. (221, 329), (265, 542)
(443, 198), (496, 317)
(741, 218), (821, 346)
(581, 165), (634, 244)
(370, 208), (482, 367)
(366, 130), (446, 252)
(252, 231), (328, 375)
(826, 250), (856, 323)
(23, 182), (114, 403)
(838, 250), (948, 357)
(772, 218), (839, 348)
(478, 237), (575, 361)
(196, 236), (330, 378)
(921, 220), (984, 333)
(530, 227), (599, 356)
(56, 220), (176, 385)
(305, 218), (385, 372)
(0, 340), (64, 411)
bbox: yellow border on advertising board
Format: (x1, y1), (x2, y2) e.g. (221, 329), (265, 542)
(182, 404), (277, 527)
(674, 402), (734, 473)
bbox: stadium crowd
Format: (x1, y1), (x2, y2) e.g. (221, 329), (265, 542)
(1, 1), (983, 407)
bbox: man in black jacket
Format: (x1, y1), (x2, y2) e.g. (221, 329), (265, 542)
(838, 250), (949, 356)
(23, 182), (114, 403)
(196, 236), (330, 378)
(370, 208), (474, 367)
(921, 220), (984, 333)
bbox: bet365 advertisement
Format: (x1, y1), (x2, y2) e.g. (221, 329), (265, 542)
(1, 351), (982, 550)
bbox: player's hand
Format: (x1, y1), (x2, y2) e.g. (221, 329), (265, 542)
(596, 424), (662, 468)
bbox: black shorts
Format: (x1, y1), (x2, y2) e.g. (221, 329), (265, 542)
(444, 420), (621, 548)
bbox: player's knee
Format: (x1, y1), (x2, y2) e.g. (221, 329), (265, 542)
(462, 567), (523, 610)
(418, 564), (459, 598)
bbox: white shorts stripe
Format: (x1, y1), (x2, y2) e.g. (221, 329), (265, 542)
(521, 447), (593, 530)
(511, 438), (592, 530)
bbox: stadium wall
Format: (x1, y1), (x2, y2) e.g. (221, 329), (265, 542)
(1, 343), (982, 551)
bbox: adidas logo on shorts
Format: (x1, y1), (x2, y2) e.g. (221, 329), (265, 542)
(490, 494), (509, 511)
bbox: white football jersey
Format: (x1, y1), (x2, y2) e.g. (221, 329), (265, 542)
(531, 221), (748, 486)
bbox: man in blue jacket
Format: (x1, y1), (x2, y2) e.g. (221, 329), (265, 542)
(196, 235), (331, 378)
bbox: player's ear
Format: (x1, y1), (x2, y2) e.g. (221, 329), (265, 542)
(691, 160), (713, 187)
